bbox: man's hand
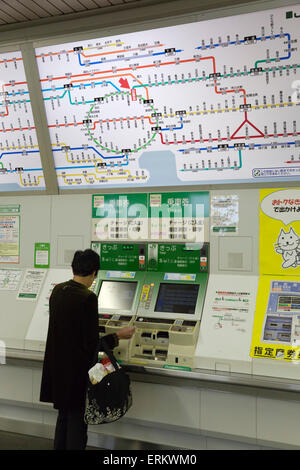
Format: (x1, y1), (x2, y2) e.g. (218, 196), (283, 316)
(116, 326), (135, 340)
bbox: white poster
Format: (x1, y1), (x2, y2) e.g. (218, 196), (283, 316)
(195, 274), (259, 372)
(0, 215), (20, 263)
(211, 195), (239, 233)
(17, 269), (46, 300)
(0, 269), (22, 290)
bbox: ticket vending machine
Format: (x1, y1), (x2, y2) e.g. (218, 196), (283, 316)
(93, 242), (146, 361)
(129, 243), (209, 369)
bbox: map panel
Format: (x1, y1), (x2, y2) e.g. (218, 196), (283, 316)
(35, 5), (300, 189)
(0, 50), (45, 191)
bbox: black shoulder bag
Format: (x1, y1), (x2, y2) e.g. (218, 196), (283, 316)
(84, 341), (132, 425)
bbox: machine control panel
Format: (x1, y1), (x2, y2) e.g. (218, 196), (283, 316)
(98, 313), (135, 361)
(172, 319), (197, 332)
(140, 283), (155, 309)
(130, 316), (199, 368)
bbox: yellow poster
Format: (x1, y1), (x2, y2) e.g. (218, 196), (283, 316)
(250, 275), (300, 361)
(260, 188), (300, 275)
(250, 188), (300, 362)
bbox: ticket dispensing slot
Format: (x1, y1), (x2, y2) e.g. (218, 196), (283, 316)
(98, 312), (136, 361)
(132, 318), (173, 364)
(131, 316), (199, 367)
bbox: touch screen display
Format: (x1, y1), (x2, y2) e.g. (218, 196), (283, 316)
(98, 280), (137, 311)
(154, 283), (199, 314)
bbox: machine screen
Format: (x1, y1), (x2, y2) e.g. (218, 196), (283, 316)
(154, 283), (199, 314)
(98, 281), (137, 311)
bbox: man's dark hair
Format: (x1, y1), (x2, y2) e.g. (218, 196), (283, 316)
(71, 249), (100, 276)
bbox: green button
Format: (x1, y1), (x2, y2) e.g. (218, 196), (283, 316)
(163, 365), (191, 371)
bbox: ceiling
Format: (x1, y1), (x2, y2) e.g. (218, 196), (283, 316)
(0, 0), (278, 44)
(0, 0), (142, 26)
(0, 0), (269, 29)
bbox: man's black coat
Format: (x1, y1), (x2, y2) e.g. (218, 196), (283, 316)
(40, 279), (117, 410)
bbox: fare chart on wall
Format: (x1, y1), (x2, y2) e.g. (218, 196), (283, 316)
(0, 51), (45, 191)
(34, 4), (300, 189)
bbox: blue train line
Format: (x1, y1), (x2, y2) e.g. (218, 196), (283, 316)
(178, 140), (299, 153)
(161, 117), (183, 131)
(77, 49), (183, 67)
(1, 80), (121, 105)
(195, 33), (291, 62)
(0, 146), (129, 173)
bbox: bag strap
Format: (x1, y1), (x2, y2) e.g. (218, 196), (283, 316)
(94, 336), (120, 371)
(101, 339), (120, 371)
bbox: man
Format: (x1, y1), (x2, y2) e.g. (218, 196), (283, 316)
(40, 249), (135, 450)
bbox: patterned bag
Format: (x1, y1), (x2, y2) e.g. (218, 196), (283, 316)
(84, 343), (132, 425)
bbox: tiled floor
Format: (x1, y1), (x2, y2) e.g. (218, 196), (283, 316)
(0, 430), (53, 450)
(0, 430), (97, 450)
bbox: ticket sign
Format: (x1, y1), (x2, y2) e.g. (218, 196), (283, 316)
(92, 193), (148, 219)
(92, 193), (148, 241)
(99, 242), (146, 271)
(92, 191), (209, 242)
(149, 191), (209, 243)
(147, 243), (208, 273)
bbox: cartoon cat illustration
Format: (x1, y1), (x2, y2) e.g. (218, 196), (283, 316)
(274, 227), (300, 269)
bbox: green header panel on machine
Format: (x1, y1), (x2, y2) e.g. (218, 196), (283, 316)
(147, 243), (209, 273)
(94, 241), (209, 273)
(99, 242), (146, 271)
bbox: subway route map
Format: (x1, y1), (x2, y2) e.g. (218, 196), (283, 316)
(0, 51), (45, 191)
(1, 4), (300, 191)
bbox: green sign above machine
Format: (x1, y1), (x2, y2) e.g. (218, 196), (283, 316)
(92, 193), (148, 241)
(92, 193), (148, 219)
(92, 191), (209, 243)
(93, 241), (208, 274)
(148, 192), (209, 217)
(147, 243), (208, 273)
(98, 242), (146, 271)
